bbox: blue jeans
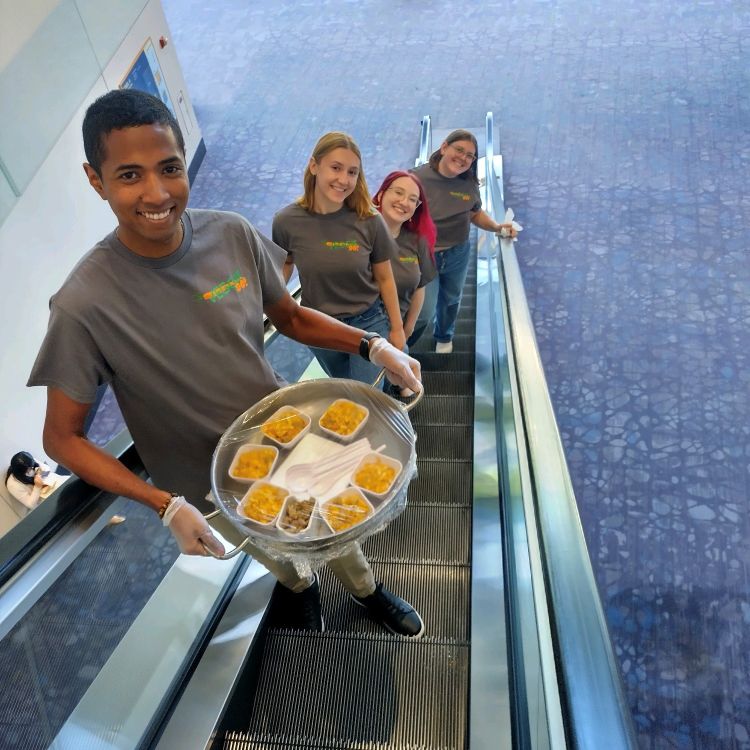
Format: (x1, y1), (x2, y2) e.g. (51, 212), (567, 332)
(309, 299), (390, 386)
(409, 239), (471, 345)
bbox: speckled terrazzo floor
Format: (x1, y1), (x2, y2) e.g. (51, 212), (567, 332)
(104, 1), (750, 746)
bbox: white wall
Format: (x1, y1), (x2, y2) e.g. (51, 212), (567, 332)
(0, 0), (201, 484)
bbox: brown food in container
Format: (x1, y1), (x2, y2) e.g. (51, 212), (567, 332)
(278, 497), (316, 534)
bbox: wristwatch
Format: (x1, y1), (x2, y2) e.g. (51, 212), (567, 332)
(359, 332), (382, 361)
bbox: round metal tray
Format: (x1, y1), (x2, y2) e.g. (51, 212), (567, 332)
(207, 378), (419, 562)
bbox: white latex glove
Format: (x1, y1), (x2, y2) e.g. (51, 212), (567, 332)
(369, 337), (422, 392)
(164, 497), (226, 556)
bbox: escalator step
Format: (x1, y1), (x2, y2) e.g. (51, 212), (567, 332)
(243, 631), (468, 749)
(421, 371), (473, 395)
(454, 319), (475, 335)
(415, 352), (475, 373)
(408, 459), (473, 505)
(217, 734), (449, 749)
(412, 425), (473, 460)
(319, 562), (470, 640)
(361, 505), (471, 564)
(409, 395), (473, 426)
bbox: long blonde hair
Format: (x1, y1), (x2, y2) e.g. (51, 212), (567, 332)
(298, 132), (375, 219)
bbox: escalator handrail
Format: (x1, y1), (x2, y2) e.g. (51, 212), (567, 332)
(416, 115), (431, 166)
(485, 111), (638, 748)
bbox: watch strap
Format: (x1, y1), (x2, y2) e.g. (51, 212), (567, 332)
(359, 332), (382, 361)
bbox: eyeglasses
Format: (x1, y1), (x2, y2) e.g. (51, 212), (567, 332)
(450, 144), (477, 162)
(386, 185), (421, 208)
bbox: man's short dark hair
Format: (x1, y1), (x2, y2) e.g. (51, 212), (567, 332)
(82, 89), (186, 175)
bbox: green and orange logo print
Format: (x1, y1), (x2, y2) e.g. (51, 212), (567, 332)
(324, 240), (360, 252)
(449, 191), (472, 202)
(200, 270), (248, 303)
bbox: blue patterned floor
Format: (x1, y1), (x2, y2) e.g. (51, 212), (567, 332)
(150, 2), (750, 747)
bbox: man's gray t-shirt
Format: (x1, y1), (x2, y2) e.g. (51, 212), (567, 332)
(411, 164), (481, 251)
(28, 209), (288, 505)
(391, 230), (437, 318)
(272, 203), (396, 318)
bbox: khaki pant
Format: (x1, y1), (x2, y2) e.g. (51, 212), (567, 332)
(207, 511), (376, 597)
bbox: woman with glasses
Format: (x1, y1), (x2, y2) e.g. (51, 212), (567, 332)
(372, 171), (436, 395)
(411, 129), (516, 352)
(273, 132), (405, 384)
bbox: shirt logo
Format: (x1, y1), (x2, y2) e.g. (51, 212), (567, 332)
(449, 191), (472, 202)
(324, 240), (360, 252)
(398, 255), (419, 264)
(200, 270), (248, 303)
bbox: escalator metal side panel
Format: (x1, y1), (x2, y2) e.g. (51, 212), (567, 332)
(470, 234), (513, 750)
(482, 119), (565, 749)
(154, 561), (276, 750)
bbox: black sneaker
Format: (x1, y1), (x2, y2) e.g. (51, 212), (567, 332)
(350, 583), (425, 638)
(273, 574), (324, 632)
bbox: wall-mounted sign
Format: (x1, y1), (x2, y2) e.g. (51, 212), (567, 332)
(120, 39), (175, 116)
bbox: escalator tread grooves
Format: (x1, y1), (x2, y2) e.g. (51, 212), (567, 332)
(219, 730), (457, 749)
(243, 632), (468, 748)
(361, 506), (471, 563)
(411, 425), (473, 460)
(419, 371), (474, 395)
(319, 562), (470, 639)
(409, 463), (473, 506)
(408, 395), (473, 426)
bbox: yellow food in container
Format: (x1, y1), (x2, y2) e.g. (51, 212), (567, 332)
(240, 483), (287, 524)
(232, 447), (277, 480)
(319, 399), (368, 437)
(322, 489), (373, 532)
(353, 460), (397, 494)
(262, 411), (308, 444)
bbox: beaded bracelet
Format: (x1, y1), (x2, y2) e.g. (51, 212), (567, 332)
(157, 493), (179, 519)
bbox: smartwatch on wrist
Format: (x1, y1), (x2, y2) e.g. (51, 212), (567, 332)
(359, 332), (382, 361)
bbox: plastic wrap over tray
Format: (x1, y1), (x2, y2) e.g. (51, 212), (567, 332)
(210, 378), (418, 569)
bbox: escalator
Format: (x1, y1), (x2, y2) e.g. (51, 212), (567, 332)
(209, 246), (478, 750)
(0, 114), (637, 750)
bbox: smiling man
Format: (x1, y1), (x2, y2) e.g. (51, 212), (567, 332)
(27, 89), (425, 638)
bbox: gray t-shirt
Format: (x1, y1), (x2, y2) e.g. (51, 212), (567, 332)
(411, 163), (481, 251)
(28, 209), (288, 504)
(391, 230), (437, 318)
(272, 203), (397, 318)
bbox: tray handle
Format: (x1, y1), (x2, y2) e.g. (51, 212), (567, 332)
(200, 509), (252, 559)
(372, 369), (424, 412)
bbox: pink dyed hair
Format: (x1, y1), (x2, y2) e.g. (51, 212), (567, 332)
(373, 170), (437, 259)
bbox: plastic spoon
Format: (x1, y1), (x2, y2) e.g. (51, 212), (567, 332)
(285, 438), (371, 495)
(309, 444), (386, 496)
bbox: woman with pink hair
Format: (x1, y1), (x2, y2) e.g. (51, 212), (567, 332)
(373, 170), (437, 344)
(373, 170), (437, 395)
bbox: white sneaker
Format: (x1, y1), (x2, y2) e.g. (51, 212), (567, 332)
(435, 341), (453, 354)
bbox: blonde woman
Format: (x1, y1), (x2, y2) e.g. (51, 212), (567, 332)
(273, 132), (404, 383)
